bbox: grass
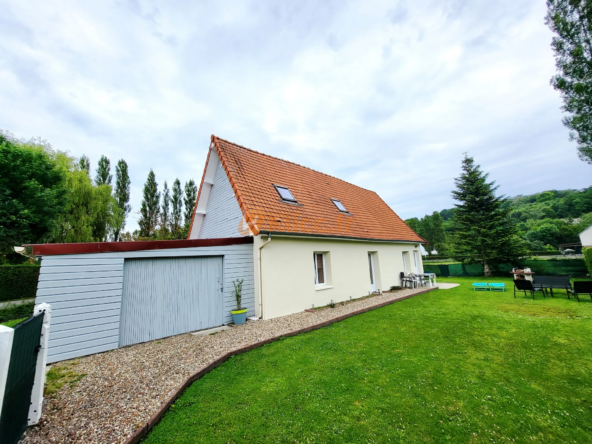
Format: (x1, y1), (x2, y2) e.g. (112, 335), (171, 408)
(0, 317), (27, 327)
(45, 361), (86, 397)
(144, 277), (592, 443)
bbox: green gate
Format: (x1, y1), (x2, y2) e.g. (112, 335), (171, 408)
(0, 312), (44, 444)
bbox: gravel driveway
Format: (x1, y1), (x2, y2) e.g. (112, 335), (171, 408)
(22, 286), (436, 444)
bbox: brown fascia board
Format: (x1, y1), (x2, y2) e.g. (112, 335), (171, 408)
(26, 237), (253, 256)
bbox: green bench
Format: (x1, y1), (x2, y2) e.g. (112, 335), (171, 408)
(488, 283), (506, 292)
(472, 283), (506, 292)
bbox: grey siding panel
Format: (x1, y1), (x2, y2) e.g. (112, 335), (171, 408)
(37, 276), (123, 289)
(119, 257), (224, 346)
(39, 270), (124, 281)
(198, 162), (244, 239)
(36, 243), (254, 363)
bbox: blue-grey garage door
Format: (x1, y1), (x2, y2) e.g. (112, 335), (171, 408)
(119, 256), (224, 347)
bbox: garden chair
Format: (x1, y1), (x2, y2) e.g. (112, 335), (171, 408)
(513, 279), (544, 300)
(400, 272), (415, 288)
(573, 281), (592, 301)
(472, 283), (488, 291)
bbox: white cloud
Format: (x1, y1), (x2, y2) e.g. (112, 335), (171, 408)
(0, 0), (589, 232)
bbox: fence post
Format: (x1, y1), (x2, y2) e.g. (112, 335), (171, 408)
(28, 303), (51, 426)
(0, 325), (15, 421)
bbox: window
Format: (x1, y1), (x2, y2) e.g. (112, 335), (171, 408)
(331, 198), (348, 212)
(402, 252), (407, 273)
(314, 253), (325, 285)
(274, 185), (297, 202)
(413, 251), (419, 272)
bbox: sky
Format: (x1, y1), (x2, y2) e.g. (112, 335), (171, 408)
(1, 0), (590, 232)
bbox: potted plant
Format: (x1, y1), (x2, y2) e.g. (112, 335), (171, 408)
(231, 279), (247, 325)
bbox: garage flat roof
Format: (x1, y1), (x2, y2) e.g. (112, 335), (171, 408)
(26, 236), (253, 256)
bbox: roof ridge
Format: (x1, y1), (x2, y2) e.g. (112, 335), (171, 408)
(212, 135), (375, 193)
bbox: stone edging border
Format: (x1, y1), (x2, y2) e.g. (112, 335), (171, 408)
(124, 286), (437, 444)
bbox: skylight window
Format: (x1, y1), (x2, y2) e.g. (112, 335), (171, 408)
(331, 199), (348, 212)
(274, 185), (297, 202)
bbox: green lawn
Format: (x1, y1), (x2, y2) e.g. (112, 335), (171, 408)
(0, 317), (26, 327)
(144, 277), (592, 443)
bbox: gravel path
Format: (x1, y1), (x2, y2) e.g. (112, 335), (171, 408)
(22, 286), (436, 444)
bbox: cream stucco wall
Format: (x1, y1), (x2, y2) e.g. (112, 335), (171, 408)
(253, 235), (424, 320)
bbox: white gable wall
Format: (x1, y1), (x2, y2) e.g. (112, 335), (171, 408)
(580, 225), (592, 246)
(198, 161), (244, 239)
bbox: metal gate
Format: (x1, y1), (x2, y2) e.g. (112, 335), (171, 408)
(0, 313), (44, 444)
(119, 256), (224, 347)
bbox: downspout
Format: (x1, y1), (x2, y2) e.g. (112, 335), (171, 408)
(258, 233), (272, 319)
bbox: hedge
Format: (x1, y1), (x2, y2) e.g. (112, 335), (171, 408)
(0, 302), (35, 323)
(584, 247), (592, 277)
(0, 265), (40, 302)
(424, 258), (589, 277)
(423, 251), (562, 261)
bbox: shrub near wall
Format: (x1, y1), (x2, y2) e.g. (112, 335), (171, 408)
(584, 247), (592, 277)
(0, 265), (40, 302)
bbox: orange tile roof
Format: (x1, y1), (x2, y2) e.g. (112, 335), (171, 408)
(191, 135), (425, 243)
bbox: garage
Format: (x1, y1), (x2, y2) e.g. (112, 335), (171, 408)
(120, 256), (224, 347)
(31, 237), (254, 363)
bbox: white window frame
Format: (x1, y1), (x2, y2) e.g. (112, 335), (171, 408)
(402, 252), (407, 273)
(413, 251), (419, 272)
(273, 184), (297, 202)
(331, 198), (348, 213)
(314, 253), (326, 286)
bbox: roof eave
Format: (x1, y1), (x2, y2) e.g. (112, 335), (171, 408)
(258, 230), (426, 244)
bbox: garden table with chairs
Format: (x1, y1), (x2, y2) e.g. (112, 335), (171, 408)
(400, 272), (437, 288)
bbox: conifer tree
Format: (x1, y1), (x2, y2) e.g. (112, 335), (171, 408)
(183, 179), (198, 234)
(160, 181), (170, 238)
(171, 178), (183, 238)
(139, 170), (160, 237)
(451, 154), (528, 276)
(95, 155), (112, 186)
(113, 159), (131, 241)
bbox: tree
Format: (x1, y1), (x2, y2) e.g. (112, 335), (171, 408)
(451, 154), (528, 276)
(171, 178), (183, 238)
(405, 217), (420, 234)
(429, 211), (446, 253)
(113, 159), (131, 241)
(79, 155), (90, 176)
(139, 170), (160, 237)
(95, 155), (112, 186)
(183, 179), (198, 235)
(160, 181), (170, 238)
(546, 0), (592, 163)
(91, 184), (117, 242)
(0, 133), (67, 253)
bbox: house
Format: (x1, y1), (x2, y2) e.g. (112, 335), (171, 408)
(580, 225), (592, 247)
(188, 135), (426, 319)
(30, 135), (425, 363)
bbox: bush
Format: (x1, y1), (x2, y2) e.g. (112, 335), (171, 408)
(0, 302), (35, 323)
(0, 265), (40, 301)
(584, 247), (592, 277)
